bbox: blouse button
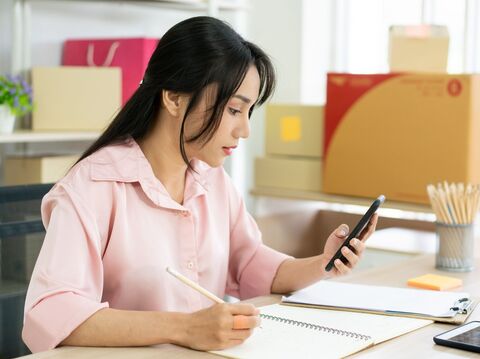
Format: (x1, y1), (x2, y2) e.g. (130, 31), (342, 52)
(181, 210), (190, 217)
(187, 261), (194, 269)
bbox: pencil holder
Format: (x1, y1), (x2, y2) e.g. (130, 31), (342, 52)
(435, 222), (474, 272)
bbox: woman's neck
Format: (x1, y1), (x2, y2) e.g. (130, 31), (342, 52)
(138, 115), (188, 204)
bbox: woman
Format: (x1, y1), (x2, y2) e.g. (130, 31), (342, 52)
(22, 16), (377, 353)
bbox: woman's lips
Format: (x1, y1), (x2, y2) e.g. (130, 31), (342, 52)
(222, 146), (237, 155)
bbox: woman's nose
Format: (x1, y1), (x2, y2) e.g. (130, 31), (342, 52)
(235, 115), (250, 139)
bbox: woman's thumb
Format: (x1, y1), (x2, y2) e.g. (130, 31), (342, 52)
(335, 224), (349, 238)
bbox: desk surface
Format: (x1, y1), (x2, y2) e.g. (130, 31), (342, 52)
(22, 254), (480, 358)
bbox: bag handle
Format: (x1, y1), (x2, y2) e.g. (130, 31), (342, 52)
(86, 41), (120, 67)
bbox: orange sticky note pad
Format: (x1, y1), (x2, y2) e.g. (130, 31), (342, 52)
(407, 274), (463, 291)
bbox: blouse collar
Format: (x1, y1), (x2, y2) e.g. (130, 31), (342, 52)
(88, 137), (210, 210)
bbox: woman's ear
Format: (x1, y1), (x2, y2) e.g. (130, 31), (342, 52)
(162, 90), (186, 117)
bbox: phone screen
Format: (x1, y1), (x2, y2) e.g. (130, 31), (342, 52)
(443, 323), (480, 346)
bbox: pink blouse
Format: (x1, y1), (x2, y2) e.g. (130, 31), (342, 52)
(22, 138), (290, 353)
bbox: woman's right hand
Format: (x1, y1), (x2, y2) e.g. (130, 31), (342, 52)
(176, 303), (261, 351)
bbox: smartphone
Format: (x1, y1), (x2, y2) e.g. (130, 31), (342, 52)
(433, 321), (480, 353)
(324, 195), (385, 272)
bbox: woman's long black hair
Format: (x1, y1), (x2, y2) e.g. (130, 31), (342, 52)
(76, 16), (276, 165)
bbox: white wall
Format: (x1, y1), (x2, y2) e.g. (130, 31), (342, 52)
(0, 0), (14, 73)
(245, 0), (300, 212)
(247, 1), (302, 104)
(301, 0), (333, 104)
(25, 1), (240, 67)
(244, 0), (331, 212)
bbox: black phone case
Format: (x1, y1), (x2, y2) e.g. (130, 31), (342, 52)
(433, 322), (480, 353)
(324, 195), (384, 272)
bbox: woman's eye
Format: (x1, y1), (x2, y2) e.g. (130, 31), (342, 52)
(229, 107), (241, 116)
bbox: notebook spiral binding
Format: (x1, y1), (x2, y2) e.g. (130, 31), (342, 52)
(260, 314), (372, 342)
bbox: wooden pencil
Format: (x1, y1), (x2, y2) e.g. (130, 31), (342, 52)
(427, 181), (479, 225)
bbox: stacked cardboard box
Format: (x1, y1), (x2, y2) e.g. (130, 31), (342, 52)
(15, 67), (120, 186)
(323, 73), (480, 204)
(389, 25), (449, 73)
(4, 154), (78, 185)
(255, 104), (324, 192)
(320, 24), (476, 204)
(32, 67), (121, 131)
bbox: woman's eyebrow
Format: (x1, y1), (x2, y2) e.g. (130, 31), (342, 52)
(232, 94), (251, 104)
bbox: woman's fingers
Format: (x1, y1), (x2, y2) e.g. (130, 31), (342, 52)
(359, 213), (378, 241)
(229, 315), (258, 343)
(341, 246), (358, 267)
(232, 315), (260, 330)
(228, 303), (259, 316)
(340, 237), (366, 267)
(349, 238), (365, 257)
(228, 305), (260, 347)
(229, 328), (253, 341)
(334, 258), (351, 275)
(329, 213), (378, 277)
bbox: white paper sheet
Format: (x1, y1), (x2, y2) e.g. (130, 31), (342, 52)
(283, 281), (470, 318)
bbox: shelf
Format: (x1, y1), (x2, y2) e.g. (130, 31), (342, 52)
(0, 130), (100, 144)
(23, 0), (248, 12)
(251, 187), (433, 215)
(136, 0), (248, 11)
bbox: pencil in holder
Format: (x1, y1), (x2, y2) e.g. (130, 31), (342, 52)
(435, 222), (474, 272)
(427, 182), (479, 272)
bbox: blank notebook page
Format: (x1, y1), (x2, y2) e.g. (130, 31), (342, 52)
(211, 304), (431, 359)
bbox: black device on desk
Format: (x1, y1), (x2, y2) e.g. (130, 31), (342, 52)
(325, 195), (385, 272)
(434, 321), (480, 353)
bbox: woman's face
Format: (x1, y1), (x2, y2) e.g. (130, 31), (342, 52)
(184, 65), (260, 167)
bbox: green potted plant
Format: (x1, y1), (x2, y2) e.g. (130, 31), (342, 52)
(0, 74), (33, 134)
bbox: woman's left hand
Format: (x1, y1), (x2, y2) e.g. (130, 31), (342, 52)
(320, 213), (378, 278)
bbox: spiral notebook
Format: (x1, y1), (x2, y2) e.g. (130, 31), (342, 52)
(211, 304), (431, 359)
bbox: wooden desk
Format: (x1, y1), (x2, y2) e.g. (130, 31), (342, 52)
(22, 255), (480, 358)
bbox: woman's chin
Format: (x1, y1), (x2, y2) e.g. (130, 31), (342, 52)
(199, 156), (225, 168)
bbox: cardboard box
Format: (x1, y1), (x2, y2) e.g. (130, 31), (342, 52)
(4, 155), (77, 185)
(324, 73), (480, 204)
(389, 25), (449, 72)
(32, 66), (121, 130)
(266, 104), (324, 157)
(255, 156), (322, 192)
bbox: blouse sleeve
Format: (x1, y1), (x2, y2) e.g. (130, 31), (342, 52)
(225, 181), (292, 300)
(22, 184), (109, 353)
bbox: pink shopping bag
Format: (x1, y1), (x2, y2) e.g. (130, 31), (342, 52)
(63, 38), (159, 105)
